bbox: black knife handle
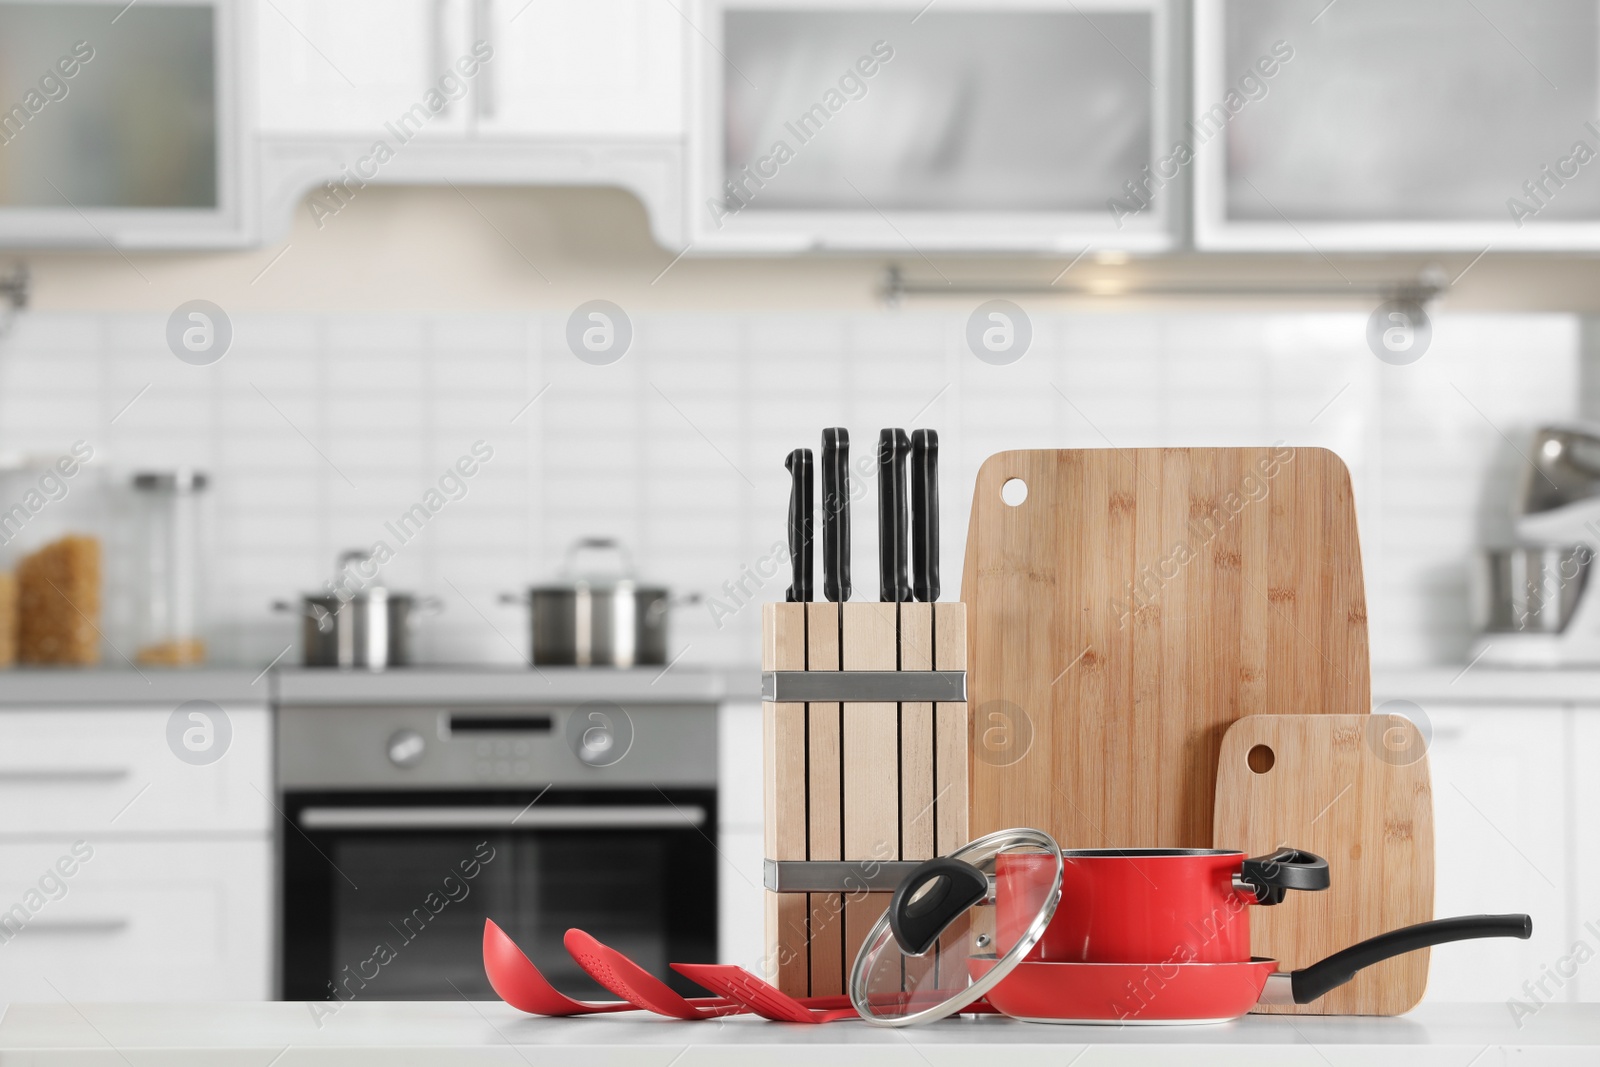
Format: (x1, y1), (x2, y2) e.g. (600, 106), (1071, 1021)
(878, 429), (912, 603)
(784, 448), (814, 603)
(821, 428), (851, 603)
(910, 429), (940, 602)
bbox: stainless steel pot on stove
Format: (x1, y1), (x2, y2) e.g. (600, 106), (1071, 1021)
(502, 538), (698, 667)
(274, 549), (442, 669)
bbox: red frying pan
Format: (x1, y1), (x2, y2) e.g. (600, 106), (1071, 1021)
(970, 914), (1532, 1023)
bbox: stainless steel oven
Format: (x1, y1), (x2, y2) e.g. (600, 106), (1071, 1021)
(277, 700), (718, 1001)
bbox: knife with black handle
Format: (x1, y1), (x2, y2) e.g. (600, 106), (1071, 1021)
(910, 428), (940, 602)
(784, 447), (814, 603)
(821, 427), (851, 603)
(878, 428), (912, 603)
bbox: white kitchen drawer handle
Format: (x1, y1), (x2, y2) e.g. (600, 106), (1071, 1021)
(0, 768), (131, 783)
(297, 805), (705, 831)
(8, 918), (130, 935)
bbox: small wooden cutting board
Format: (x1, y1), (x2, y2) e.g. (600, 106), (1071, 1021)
(1215, 713), (1435, 1015)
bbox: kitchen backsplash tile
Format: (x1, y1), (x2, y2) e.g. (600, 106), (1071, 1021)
(0, 309), (1581, 671)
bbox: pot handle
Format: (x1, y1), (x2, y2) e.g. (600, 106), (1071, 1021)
(1275, 914), (1532, 1005)
(273, 599), (337, 634)
(888, 856), (990, 956)
(498, 592), (529, 606)
(644, 592), (703, 624)
(563, 537), (635, 581)
(1235, 848), (1329, 906)
(418, 596), (446, 616)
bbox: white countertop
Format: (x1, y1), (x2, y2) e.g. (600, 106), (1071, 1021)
(0, 1002), (1595, 1065)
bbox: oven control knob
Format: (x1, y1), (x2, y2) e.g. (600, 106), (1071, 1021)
(387, 729), (427, 768)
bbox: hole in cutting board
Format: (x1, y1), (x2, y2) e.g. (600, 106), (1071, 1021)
(1001, 478), (1028, 506)
(1247, 744), (1275, 774)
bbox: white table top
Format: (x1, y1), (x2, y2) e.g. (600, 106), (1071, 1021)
(0, 1002), (1596, 1065)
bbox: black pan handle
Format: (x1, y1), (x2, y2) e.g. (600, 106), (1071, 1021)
(878, 428), (911, 603)
(821, 428), (851, 603)
(784, 448), (814, 603)
(910, 429), (940, 602)
(1236, 848), (1329, 906)
(888, 856), (989, 956)
(1289, 914), (1532, 1004)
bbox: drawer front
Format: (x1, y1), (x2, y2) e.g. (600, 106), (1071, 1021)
(0, 706), (272, 834)
(0, 839), (271, 1001)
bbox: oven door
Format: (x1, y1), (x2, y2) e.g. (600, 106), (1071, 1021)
(281, 788), (718, 1000)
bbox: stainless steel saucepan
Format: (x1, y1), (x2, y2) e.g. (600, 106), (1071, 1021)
(274, 549), (441, 669)
(502, 538), (698, 667)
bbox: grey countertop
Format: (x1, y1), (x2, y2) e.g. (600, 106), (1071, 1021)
(0, 665), (759, 706)
(0, 662), (1590, 708)
(0, 667), (269, 705)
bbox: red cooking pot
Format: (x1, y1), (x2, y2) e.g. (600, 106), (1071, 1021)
(971, 914), (1534, 1023)
(848, 828), (1532, 1027)
(997, 846), (1329, 964)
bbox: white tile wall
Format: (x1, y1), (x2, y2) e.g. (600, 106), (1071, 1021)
(0, 308), (1580, 669)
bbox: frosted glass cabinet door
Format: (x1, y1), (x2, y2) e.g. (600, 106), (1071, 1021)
(689, 0), (1178, 252)
(1195, 0), (1600, 249)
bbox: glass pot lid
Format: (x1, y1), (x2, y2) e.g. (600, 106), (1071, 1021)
(848, 827), (1063, 1026)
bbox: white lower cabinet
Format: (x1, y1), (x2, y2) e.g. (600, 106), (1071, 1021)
(1571, 707), (1600, 1004)
(0, 706), (273, 834)
(0, 705), (274, 1003)
(0, 839), (271, 1002)
(1425, 706), (1571, 1005)
(718, 701), (765, 973)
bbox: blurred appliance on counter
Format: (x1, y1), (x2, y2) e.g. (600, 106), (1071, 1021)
(277, 698), (717, 1000)
(131, 469), (209, 666)
(1471, 423), (1600, 666)
(274, 549), (441, 670)
(502, 538), (697, 668)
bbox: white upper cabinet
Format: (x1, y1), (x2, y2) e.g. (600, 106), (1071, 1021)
(1195, 0), (1600, 250)
(256, 0), (683, 139)
(256, 0), (472, 136)
(686, 0), (1180, 252)
(474, 0), (686, 137)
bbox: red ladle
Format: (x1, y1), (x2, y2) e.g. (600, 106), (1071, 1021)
(483, 919), (731, 1016)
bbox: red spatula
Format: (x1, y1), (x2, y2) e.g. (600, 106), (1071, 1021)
(564, 928), (749, 1019)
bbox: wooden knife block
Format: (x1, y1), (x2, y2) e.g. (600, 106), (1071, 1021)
(761, 601), (968, 997)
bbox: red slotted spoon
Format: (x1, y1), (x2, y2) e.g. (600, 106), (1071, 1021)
(672, 963), (858, 1023)
(483, 919), (732, 1016)
(564, 928), (763, 1020)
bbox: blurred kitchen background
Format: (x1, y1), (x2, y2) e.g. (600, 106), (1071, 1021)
(1, 0), (1599, 1014)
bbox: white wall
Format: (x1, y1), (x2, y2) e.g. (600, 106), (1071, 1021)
(0, 305), (1577, 670)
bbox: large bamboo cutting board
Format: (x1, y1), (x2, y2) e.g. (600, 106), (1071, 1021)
(963, 448), (1369, 849)
(1215, 714), (1434, 1015)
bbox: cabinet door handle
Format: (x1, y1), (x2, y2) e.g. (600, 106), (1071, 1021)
(474, 0), (497, 122)
(5, 918), (131, 936)
(433, 0), (452, 117)
(0, 768), (131, 783)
